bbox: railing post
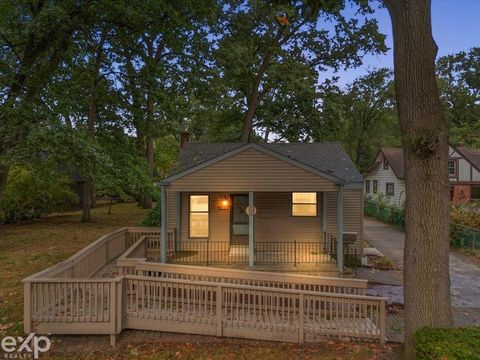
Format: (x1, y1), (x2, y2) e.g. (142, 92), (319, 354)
(294, 240), (297, 267)
(116, 278), (123, 335)
(216, 285), (223, 337)
(110, 280), (117, 346)
(23, 282), (32, 334)
(298, 293), (304, 343)
(207, 238), (210, 266)
(379, 299), (386, 346)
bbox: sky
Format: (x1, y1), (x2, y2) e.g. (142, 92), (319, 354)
(329, 0), (480, 86)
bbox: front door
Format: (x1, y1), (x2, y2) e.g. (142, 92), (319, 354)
(230, 194), (249, 245)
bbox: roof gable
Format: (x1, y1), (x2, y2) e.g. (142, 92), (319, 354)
(163, 142), (363, 185)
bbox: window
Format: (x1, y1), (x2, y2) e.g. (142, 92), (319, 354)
(472, 187), (480, 200)
(189, 195), (209, 237)
(373, 180), (378, 194)
(383, 156), (389, 169)
(292, 192), (317, 216)
(386, 183), (395, 196)
(448, 160), (457, 176)
(365, 180), (370, 193)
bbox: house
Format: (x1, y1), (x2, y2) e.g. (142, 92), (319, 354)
(364, 144), (480, 205)
(158, 139), (365, 274)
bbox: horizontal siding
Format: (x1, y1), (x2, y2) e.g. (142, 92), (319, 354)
(169, 148), (337, 192)
(364, 153), (405, 206)
(254, 192), (323, 242)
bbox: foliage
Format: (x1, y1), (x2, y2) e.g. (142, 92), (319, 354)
(413, 327), (480, 360)
(437, 47), (480, 147)
(142, 201), (161, 227)
(364, 195), (405, 229)
(451, 203), (480, 228)
(0, 165), (78, 223)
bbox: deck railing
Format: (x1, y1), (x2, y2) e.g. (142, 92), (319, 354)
(23, 228), (386, 346)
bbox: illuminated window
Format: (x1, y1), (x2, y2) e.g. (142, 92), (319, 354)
(189, 195), (209, 237)
(292, 192), (317, 216)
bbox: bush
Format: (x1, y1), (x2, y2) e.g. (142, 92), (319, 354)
(413, 327), (480, 359)
(142, 201), (160, 227)
(364, 195), (405, 229)
(0, 166), (78, 223)
(451, 204), (480, 228)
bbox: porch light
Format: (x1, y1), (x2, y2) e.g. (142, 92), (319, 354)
(219, 197), (230, 210)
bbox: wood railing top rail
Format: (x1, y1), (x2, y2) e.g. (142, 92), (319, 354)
(23, 227), (159, 281)
(118, 236), (146, 260)
(23, 277), (124, 283)
(135, 262), (368, 289)
(124, 274), (385, 301)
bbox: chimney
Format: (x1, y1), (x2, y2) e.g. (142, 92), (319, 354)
(180, 131), (190, 149)
(458, 142), (465, 148)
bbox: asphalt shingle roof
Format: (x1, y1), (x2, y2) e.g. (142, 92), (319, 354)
(169, 142), (363, 183)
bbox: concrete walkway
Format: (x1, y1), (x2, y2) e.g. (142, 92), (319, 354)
(362, 218), (480, 335)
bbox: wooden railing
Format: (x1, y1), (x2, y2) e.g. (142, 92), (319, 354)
(23, 228), (387, 346)
(123, 275), (386, 344)
(133, 262), (368, 295)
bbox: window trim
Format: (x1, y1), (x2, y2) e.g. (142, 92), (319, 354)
(386, 182), (395, 196)
(188, 194), (209, 238)
(373, 180), (378, 194)
(365, 180), (370, 193)
(448, 159), (458, 177)
(291, 192), (317, 217)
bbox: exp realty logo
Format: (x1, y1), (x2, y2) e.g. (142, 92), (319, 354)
(1, 333), (51, 359)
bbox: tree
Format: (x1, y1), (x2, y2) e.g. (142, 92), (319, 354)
(383, 0), (453, 356)
(437, 48), (480, 147)
(0, 1), (96, 209)
(210, 0), (387, 142)
(314, 69), (399, 170)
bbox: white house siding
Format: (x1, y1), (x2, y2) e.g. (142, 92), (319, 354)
(449, 145), (480, 182)
(364, 155), (405, 206)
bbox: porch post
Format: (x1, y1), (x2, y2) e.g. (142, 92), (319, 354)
(160, 184), (168, 263)
(248, 191), (254, 267)
(337, 185), (344, 274)
(175, 192), (181, 250)
(322, 192), (328, 234)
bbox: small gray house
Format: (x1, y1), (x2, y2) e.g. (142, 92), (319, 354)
(158, 140), (364, 273)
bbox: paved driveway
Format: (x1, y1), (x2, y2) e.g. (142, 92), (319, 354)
(363, 218), (480, 309)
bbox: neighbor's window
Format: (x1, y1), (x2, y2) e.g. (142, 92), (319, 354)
(472, 187), (480, 200)
(383, 156), (389, 169)
(448, 160), (456, 176)
(373, 180), (378, 194)
(189, 195), (209, 237)
(292, 192), (317, 216)
(386, 183), (395, 196)
(365, 180), (370, 193)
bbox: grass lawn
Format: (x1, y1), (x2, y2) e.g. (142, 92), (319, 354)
(0, 202), (401, 359)
(0, 201), (150, 337)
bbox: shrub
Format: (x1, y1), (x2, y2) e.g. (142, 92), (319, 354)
(413, 327), (480, 359)
(142, 201), (160, 227)
(364, 195), (405, 229)
(0, 166), (78, 223)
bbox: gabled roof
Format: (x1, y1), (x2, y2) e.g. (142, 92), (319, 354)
(455, 146), (480, 173)
(165, 142), (363, 184)
(365, 144), (480, 180)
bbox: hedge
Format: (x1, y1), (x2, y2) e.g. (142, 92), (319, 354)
(364, 195), (405, 229)
(413, 327), (480, 359)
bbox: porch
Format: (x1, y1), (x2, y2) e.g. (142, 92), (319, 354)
(160, 190), (361, 273)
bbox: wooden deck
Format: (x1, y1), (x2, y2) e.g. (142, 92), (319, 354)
(23, 228), (386, 346)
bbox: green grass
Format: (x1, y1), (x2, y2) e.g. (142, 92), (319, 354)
(414, 327), (480, 359)
(0, 202), (150, 336)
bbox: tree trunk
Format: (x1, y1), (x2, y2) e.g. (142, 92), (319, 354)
(81, 181), (92, 223)
(384, 0), (453, 357)
(143, 135), (154, 209)
(0, 164), (10, 208)
(91, 183), (96, 208)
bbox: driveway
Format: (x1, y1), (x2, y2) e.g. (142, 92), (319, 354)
(361, 219), (480, 309)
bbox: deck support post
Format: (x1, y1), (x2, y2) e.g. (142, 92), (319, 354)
(248, 191), (254, 267)
(337, 185), (344, 274)
(160, 184), (168, 263)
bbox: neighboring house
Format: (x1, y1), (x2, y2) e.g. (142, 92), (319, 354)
(364, 144), (480, 205)
(158, 140), (364, 273)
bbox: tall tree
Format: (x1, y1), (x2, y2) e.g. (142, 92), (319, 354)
(211, 0), (387, 142)
(383, 0), (453, 356)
